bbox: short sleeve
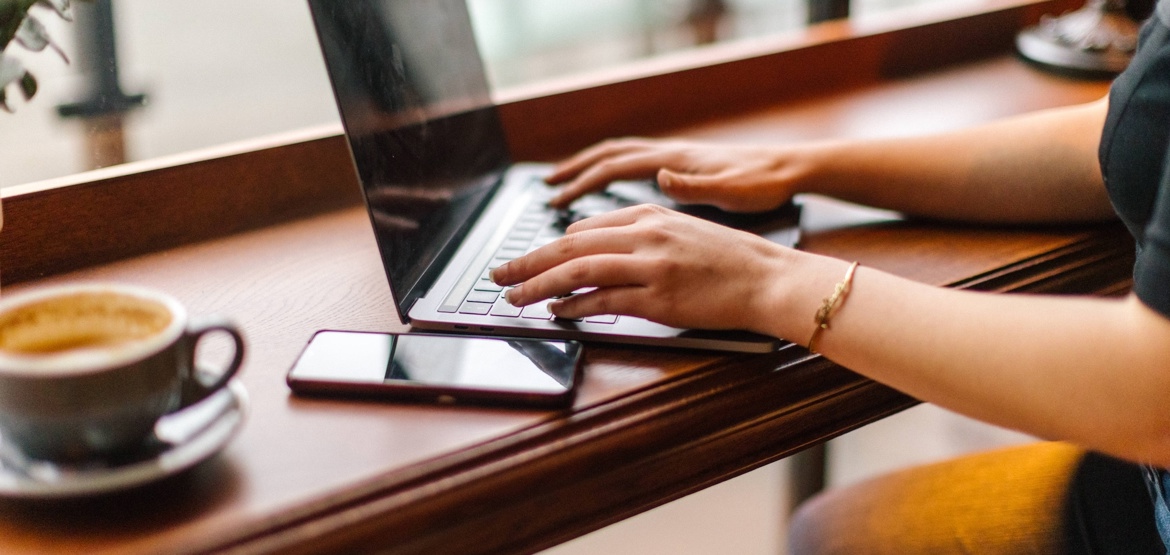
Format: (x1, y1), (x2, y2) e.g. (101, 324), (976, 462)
(1133, 141), (1170, 318)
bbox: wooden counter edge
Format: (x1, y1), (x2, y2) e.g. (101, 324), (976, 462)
(191, 226), (1133, 555)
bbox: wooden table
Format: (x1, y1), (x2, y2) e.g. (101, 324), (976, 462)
(0, 56), (1127, 554)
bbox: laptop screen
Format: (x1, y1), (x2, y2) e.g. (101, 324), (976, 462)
(308, 0), (511, 318)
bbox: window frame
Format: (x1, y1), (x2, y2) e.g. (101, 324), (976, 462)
(0, 0), (1081, 284)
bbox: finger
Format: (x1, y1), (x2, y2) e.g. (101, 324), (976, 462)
(659, 169), (783, 212)
(545, 138), (649, 184)
(504, 254), (648, 307)
(491, 225), (639, 286)
(549, 151), (678, 208)
(656, 168), (736, 205)
(548, 286), (647, 320)
(561, 204), (664, 235)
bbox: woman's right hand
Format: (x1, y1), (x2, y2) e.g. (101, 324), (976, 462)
(545, 137), (811, 212)
(491, 204), (809, 336)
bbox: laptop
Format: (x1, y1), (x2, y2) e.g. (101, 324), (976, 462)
(306, 0), (802, 353)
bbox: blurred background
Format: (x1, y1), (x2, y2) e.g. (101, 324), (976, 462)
(1, 0), (958, 188)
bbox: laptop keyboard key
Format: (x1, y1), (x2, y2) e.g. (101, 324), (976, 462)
(585, 314), (619, 324)
(508, 228), (538, 241)
(501, 239), (530, 251)
(489, 300), (523, 317)
(457, 301), (493, 315)
(444, 189), (624, 324)
(473, 279), (503, 293)
(520, 303), (554, 320)
(465, 290), (500, 304)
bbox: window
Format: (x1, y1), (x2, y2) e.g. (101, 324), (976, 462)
(1, 0), (337, 188)
(0, 0), (995, 189)
(0, 0), (1064, 284)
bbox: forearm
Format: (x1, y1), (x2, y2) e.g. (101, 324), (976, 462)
(763, 256), (1170, 466)
(793, 98), (1116, 223)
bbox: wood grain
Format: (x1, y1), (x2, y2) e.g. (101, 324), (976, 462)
(0, 198), (1128, 554)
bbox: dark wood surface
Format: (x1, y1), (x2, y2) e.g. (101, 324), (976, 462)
(0, 55), (1124, 554)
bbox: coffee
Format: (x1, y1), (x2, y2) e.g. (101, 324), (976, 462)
(0, 284), (244, 463)
(0, 292), (173, 355)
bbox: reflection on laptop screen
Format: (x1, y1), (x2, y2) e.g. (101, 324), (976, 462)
(308, 0), (511, 313)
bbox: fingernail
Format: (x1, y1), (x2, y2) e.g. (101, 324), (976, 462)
(658, 170), (674, 187)
(490, 265), (506, 284)
(504, 288), (519, 305)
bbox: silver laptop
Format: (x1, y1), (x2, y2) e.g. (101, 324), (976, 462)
(307, 0), (802, 353)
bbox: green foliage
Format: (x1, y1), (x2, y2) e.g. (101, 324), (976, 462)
(0, 0), (74, 112)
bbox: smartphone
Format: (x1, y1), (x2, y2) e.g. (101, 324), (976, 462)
(286, 330), (584, 408)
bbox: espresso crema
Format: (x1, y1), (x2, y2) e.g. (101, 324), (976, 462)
(0, 292), (173, 355)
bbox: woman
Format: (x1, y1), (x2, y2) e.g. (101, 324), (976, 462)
(490, 2), (1170, 553)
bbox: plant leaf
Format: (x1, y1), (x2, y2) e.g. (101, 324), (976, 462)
(14, 12), (47, 51)
(1, 2), (32, 48)
(36, 0), (71, 22)
(0, 52), (35, 106)
(0, 51), (24, 89)
(0, 52), (21, 112)
(19, 69), (34, 98)
(1, 0), (65, 112)
(14, 12), (65, 61)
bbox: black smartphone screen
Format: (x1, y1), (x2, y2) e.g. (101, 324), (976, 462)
(286, 331), (583, 407)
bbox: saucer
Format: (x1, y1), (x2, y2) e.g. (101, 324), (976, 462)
(0, 380), (248, 499)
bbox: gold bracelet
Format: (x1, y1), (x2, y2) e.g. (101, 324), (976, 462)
(807, 261), (859, 353)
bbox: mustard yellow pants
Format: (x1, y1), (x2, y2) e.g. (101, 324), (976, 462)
(788, 442), (1164, 555)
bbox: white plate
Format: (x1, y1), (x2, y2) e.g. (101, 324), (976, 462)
(0, 380), (247, 498)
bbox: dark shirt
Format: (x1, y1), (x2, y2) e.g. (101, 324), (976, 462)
(1099, 4), (1170, 550)
(1101, 2), (1170, 318)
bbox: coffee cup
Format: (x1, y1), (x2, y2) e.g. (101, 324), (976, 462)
(0, 283), (244, 464)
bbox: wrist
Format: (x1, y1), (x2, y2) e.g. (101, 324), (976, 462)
(758, 252), (859, 346)
(807, 261), (860, 353)
(783, 140), (842, 197)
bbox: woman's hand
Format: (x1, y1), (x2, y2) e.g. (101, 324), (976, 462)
(545, 137), (810, 212)
(491, 204), (800, 334)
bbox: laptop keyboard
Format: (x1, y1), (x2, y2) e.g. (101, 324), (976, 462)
(445, 188), (626, 325)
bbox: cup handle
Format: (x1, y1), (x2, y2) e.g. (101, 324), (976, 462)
(176, 316), (245, 410)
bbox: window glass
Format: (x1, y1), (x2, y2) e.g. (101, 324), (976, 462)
(0, 0), (958, 189)
(469, 0), (807, 88)
(1, 0), (338, 188)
